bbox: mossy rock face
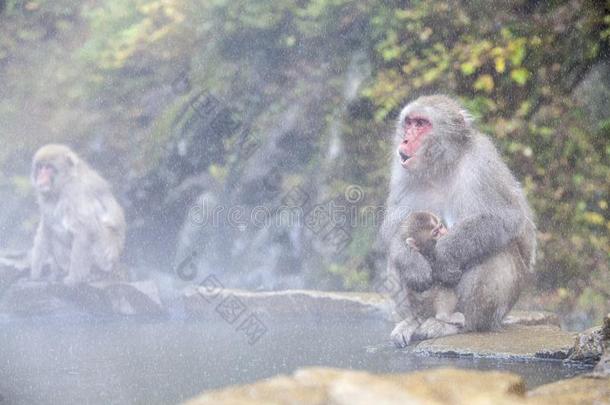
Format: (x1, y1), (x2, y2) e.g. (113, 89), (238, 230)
(567, 314), (610, 365)
(184, 367), (610, 405)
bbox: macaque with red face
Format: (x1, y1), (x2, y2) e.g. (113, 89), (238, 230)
(30, 144), (126, 285)
(382, 95), (536, 347)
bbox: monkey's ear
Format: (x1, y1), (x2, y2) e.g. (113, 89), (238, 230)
(459, 109), (475, 127)
(65, 154), (76, 167)
(405, 238), (419, 250)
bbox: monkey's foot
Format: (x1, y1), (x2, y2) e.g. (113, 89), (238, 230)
(436, 311), (466, 327)
(413, 317), (460, 341)
(391, 319), (419, 348)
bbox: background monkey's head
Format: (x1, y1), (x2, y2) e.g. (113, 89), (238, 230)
(31, 144), (79, 196)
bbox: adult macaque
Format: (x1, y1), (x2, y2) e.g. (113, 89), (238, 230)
(30, 144), (126, 285)
(400, 211), (465, 327)
(382, 95), (536, 347)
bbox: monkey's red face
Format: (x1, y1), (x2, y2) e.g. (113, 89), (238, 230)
(398, 115), (432, 168)
(431, 221), (447, 240)
(34, 162), (57, 193)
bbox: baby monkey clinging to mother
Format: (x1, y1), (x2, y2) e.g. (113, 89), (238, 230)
(400, 211), (465, 327)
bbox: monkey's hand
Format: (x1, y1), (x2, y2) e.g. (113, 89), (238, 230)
(413, 318), (460, 341)
(391, 319), (420, 348)
(434, 211), (525, 269)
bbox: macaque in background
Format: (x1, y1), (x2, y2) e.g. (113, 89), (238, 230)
(400, 211), (465, 327)
(381, 95), (536, 347)
(30, 144), (126, 285)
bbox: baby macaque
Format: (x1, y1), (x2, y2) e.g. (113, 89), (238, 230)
(400, 211), (465, 326)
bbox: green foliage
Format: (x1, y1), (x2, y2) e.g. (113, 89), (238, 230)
(0, 0), (607, 318)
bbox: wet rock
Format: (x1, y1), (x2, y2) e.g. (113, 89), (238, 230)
(591, 314), (610, 376)
(102, 281), (165, 316)
(183, 288), (559, 328)
(502, 310), (560, 327)
(1, 281), (72, 315)
(593, 352), (610, 376)
(1, 279), (165, 317)
(184, 367), (527, 405)
(414, 325), (574, 360)
(183, 288), (390, 321)
(0, 250), (29, 294)
(46, 282), (115, 315)
(567, 314), (610, 364)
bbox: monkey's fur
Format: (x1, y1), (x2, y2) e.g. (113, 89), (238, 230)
(30, 144), (126, 285)
(381, 95), (536, 347)
(400, 211), (465, 328)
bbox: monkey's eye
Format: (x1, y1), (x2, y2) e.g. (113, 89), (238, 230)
(405, 117), (429, 128)
(37, 163), (55, 174)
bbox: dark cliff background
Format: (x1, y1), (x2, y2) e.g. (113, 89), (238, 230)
(0, 0), (608, 327)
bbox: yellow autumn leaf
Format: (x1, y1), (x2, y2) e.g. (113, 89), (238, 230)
(460, 61), (476, 75)
(583, 212), (605, 226)
(510, 68), (530, 85)
(474, 74), (494, 92)
(494, 56), (506, 73)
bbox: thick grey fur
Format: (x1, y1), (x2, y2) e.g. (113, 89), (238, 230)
(380, 95), (536, 347)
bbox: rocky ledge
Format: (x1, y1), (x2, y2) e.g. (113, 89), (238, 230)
(185, 287), (573, 361)
(184, 367), (610, 405)
(0, 278), (586, 362)
(413, 324), (574, 360)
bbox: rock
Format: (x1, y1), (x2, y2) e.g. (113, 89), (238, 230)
(183, 288), (390, 321)
(528, 375), (610, 404)
(0, 250), (29, 294)
(0, 279), (165, 317)
(502, 310), (560, 327)
(101, 280), (165, 316)
(593, 352), (610, 376)
(567, 327), (605, 364)
(46, 282), (115, 315)
(0, 250), (30, 272)
(185, 367), (610, 405)
(591, 314), (610, 376)
(567, 314), (610, 364)
(1, 281), (72, 315)
(413, 325), (574, 360)
(183, 288), (559, 328)
(184, 367), (527, 405)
